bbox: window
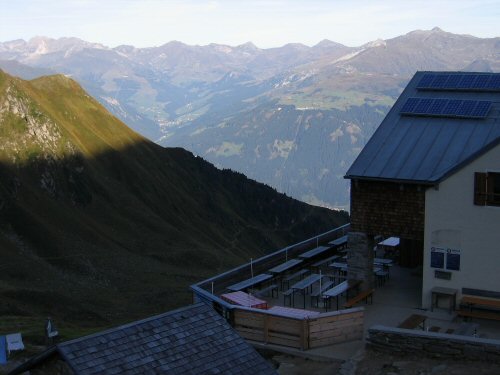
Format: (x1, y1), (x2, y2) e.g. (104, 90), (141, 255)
(474, 172), (500, 206)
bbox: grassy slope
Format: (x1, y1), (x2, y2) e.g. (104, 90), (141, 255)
(0, 70), (348, 338)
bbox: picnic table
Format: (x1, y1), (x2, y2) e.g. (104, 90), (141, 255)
(268, 258), (303, 274)
(299, 245), (331, 259)
(311, 255), (340, 271)
(227, 273), (273, 292)
(330, 262), (348, 281)
(289, 273), (322, 308)
(329, 235), (348, 248)
(322, 280), (361, 311)
(220, 291), (268, 309)
(378, 237), (400, 247)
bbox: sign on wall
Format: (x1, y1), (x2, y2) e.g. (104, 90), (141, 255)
(430, 248), (444, 268)
(430, 246), (460, 271)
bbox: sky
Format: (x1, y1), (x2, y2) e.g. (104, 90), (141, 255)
(1, 0), (499, 48)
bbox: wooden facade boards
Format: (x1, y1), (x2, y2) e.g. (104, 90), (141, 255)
(233, 307), (364, 350)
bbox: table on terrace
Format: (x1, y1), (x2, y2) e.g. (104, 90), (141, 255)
(322, 280), (361, 311)
(299, 245), (331, 259)
(268, 258), (303, 274)
(227, 273), (273, 292)
(220, 291), (268, 309)
(329, 235), (348, 249)
(311, 255), (340, 271)
(378, 237), (400, 247)
(290, 273), (323, 308)
(330, 262), (348, 279)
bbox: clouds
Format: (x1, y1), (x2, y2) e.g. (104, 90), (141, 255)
(1, 0), (498, 47)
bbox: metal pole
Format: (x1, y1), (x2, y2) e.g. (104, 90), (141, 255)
(286, 247), (288, 262)
(250, 258), (254, 278)
(211, 282), (214, 295)
(319, 270), (322, 294)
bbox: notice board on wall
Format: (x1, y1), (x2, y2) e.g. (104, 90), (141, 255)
(431, 250), (444, 268)
(446, 253), (461, 271)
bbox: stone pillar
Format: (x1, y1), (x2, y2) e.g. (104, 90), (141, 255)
(347, 232), (375, 290)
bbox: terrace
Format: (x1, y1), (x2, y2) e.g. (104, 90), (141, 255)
(191, 224), (500, 357)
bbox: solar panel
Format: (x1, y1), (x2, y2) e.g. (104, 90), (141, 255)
(428, 99), (448, 114)
(456, 100), (476, 117)
(457, 74), (477, 89)
(401, 98), (492, 119)
(472, 74), (490, 89)
(472, 101), (492, 117)
(417, 74), (436, 88)
(431, 74), (449, 88)
(400, 97), (419, 113)
(417, 73), (500, 91)
(486, 75), (500, 90)
(444, 75), (461, 87)
(443, 100), (462, 115)
(414, 98), (433, 113)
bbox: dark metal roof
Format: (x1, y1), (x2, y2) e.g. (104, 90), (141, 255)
(345, 71), (500, 184)
(10, 303), (277, 375)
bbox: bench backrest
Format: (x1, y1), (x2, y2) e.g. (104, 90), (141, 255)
(462, 288), (500, 300)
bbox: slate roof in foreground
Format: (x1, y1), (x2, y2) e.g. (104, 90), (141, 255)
(10, 303), (277, 375)
(345, 71), (500, 184)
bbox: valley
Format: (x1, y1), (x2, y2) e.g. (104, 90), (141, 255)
(2, 28), (498, 208)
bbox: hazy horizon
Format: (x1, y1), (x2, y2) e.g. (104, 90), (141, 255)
(2, 0), (499, 49)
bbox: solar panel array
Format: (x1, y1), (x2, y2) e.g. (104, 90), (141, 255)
(417, 73), (500, 91)
(400, 97), (492, 118)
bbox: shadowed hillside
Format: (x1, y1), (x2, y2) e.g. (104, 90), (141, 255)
(0, 70), (347, 328)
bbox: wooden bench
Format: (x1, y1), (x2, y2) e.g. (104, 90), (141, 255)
(255, 284), (278, 298)
(343, 288), (374, 308)
(457, 309), (500, 321)
(281, 269), (309, 290)
(397, 314), (426, 330)
(458, 293), (500, 322)
(310, 280), (335, 307)
(283, 289), (295, 306)
(428, 326), (440, 332)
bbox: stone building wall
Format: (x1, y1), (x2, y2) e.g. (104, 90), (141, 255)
(350, 180), (426, 241)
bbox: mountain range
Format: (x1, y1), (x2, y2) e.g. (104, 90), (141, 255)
(1, 28), (499, 209)
(0, 70), (346, 329)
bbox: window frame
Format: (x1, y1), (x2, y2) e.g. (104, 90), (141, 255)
(475, 171), (500, 207)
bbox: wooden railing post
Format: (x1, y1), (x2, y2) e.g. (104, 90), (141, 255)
(300, 318), (309, 350)
(263, 313), (269, 344)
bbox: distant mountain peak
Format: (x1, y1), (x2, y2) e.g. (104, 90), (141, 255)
(363, 38), (387, 48)
(313, 39), (346, 48)
(236, 42), (260, 51)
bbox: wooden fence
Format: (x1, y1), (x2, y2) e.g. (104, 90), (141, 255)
(232, 306), (364, 350)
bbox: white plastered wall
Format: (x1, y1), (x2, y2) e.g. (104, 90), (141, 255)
(422, 142), (500, 308)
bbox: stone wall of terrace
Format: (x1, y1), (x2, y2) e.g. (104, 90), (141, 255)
(368, 325), (500, 363)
